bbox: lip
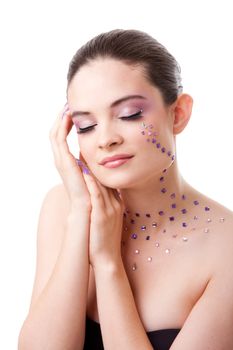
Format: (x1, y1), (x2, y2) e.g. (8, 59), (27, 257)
(99, 154), (134, 166)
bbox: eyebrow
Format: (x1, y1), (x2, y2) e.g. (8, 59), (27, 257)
(70, 94), (147, 118)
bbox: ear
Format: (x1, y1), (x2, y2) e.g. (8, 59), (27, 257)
(171, 93), (193, 135)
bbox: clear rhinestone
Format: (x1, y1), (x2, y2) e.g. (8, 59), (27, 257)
(165, 248), (170, 254)
(147, 256), (152, 262)
(132, 263), (137, 271)
(182, 236), (188, 242)
(207, 218), (212, 223)
(172, 234), (177, 238)
(152, 222), (157, 228)
(204, 228), (209, 233)
(155, 242), (160, 247)
(219, 217), (225, 223)
(135, 249), (140, 254)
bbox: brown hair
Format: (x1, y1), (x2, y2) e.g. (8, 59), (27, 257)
(66, 29), (183, 105)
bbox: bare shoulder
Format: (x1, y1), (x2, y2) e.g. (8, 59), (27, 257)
(204, 198), (233, 274)
(28, 183), (70, 310)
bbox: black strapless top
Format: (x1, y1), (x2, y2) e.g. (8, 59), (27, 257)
(83, 317), (181, 350)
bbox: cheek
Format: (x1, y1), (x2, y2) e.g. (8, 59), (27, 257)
(138, 122), (175, 163)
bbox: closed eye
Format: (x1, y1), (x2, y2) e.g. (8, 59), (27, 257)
(77, 110), (143, 134)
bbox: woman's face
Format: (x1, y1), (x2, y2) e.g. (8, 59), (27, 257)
(67, 58), (176, 189)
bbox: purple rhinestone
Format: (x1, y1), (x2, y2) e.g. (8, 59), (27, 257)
(171, 203), (176, 209)
(135, 213), (140, 217)
(159, 210), (164, 216)
(182, 194), (186, 200)
(130, 219), (135, 224)
(152, 138), (156, 143)
(167, 151), (172, 156)
(182, 222), (187, 227)
(171, 155), (175, 160)
(141, 131), (145, 135)
(141, 225), (146, 230)
(146, 213), (151, 217)
(131, 233), (137, 239)
(193, 200), (199, 205)
(146, 236), (150, 240)
(170, 193), (176, 199)
(159, 176), (164, 182)
(123, 212), (126, 217)
(156, 143), (161, 148)
(169, 216), (175, 221)
(162, 168), (167, 173)
(161, 188), (167, 193)
(161, 147), (166, 153)
(146, 138), (150, 142)
(205, 206), (210, 211)
(181, 208), (187, 214)
(163, 229), (166, 233)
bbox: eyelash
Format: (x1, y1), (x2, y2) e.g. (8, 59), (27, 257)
(76, 110), (143, 134)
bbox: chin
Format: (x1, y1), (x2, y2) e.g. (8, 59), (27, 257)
(94, 171), (146, 190)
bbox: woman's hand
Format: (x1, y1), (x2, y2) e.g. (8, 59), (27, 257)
(49, 103), (91, 210)
(81, 168), (126, 268)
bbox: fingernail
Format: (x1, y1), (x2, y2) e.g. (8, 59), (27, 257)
(82, 167), (90, 174)
(75, 158), (90, 174)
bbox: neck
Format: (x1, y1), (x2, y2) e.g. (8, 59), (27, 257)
(118, 161), (197, 239)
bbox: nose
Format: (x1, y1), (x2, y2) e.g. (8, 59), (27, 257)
(98, 126), (124, 149)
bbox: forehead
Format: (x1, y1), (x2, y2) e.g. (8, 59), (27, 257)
(67, 58), (162, 108)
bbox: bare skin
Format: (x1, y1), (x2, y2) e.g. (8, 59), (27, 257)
(18, 58), (233, 349)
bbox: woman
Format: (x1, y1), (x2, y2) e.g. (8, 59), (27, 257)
(18, 29), (233, 349)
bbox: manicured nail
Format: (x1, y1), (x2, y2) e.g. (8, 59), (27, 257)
(75, 158), (90, 174)
(82, 167), (90, 174)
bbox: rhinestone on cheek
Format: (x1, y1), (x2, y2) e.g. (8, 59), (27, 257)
(131, 233), (138, 239)
(152, 222), (158, 227)
(159, 210), (164, 216)
(170, 193), (176, 199)
(182, 236), (188, 242)
(171, 203), (176, 209)
(182, 222), (187, 227)
(169, 216), (175, 221)
(135, 249), (140, 254)
(181, 208), (187, 214)
(147, 256), (152, 262)
(155, 242), (160, 247)
(161, 188), (167, 193)
(205, 206), (210, 211)
(219, 217), (225, 223)
(204, 228), (209, 233)
(132, 263), (137, 271)
(141, 225), (146, 230)
(165, 248), (171, 254)
(146, 236), (150, 240)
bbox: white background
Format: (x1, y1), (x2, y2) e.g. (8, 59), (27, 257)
(0, 0), (232, 348)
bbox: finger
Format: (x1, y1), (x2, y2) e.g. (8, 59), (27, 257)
(49, 104), (69, 165)
(82, 171), (106, 211)
(56, 109), (77, 169)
